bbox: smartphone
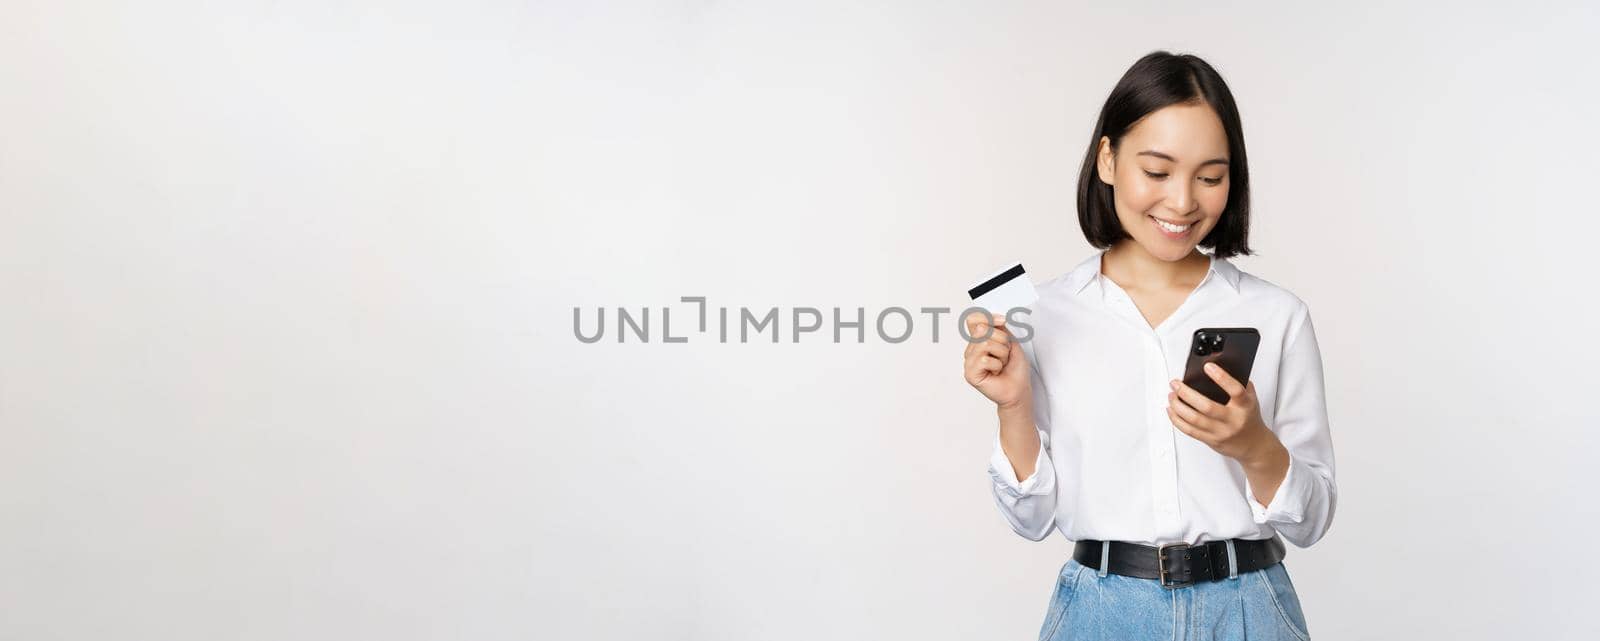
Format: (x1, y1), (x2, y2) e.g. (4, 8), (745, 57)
(1181, 328), (1261, 405)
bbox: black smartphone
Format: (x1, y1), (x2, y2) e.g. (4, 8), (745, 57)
(1181, 328), (1261, 405)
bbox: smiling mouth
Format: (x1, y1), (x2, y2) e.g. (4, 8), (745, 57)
(1148, 214), (1193, 235)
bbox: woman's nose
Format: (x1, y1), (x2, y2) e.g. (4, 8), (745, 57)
(1167, 179), (1196, 215)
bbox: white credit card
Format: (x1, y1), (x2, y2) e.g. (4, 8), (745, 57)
(967, 262), (1039, 364)
(968, 263), (1038, 314)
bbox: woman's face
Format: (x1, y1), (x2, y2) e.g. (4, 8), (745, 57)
(1097, 101), (1232, 262)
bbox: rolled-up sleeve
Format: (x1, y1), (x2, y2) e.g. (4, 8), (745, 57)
(987, 358), (1059, 541)
(1247, 305), (1338, 548)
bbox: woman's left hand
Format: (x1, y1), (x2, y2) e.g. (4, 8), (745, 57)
(1167, 363), (1279, 466)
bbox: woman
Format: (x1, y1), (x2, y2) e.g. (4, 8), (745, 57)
(962, 51), (1337, 641)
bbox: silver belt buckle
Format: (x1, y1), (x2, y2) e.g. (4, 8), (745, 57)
(1157, 541), (1192, 589)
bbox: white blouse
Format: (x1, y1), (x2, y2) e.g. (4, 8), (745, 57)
(988, 250), (1337, 548)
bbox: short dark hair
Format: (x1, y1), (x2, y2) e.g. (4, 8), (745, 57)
(1076, 51), (1252, 258)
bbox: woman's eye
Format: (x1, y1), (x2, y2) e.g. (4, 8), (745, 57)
(1199, 176), (1224, 186)
(1142, 170), (1168, 180)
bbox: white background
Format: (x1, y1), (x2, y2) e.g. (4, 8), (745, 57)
(2, 1), (1597, 639)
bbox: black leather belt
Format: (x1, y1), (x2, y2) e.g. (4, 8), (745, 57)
(1071, 537), (1286, 589)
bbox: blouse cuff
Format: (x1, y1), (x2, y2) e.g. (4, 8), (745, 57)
(988, 432), (1053, 499)
(1247, 454), (1309, 525)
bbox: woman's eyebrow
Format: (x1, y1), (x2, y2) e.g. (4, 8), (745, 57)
(1136, 150), (1229, 167)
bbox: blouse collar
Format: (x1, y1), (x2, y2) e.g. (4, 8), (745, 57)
(1064, 250), (1242, 296)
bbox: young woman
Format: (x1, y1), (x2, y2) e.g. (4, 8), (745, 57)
(962, 51), (1337, 641)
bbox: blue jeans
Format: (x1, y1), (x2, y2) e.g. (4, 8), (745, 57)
(1038, 558), (1311, 641)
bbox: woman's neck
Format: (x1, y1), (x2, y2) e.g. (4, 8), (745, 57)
(1101, 240), (1209, 291)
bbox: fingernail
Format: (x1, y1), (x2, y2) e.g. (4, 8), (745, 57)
(1169, 380), (1177, 389)
(1204, 362), (1217, 373)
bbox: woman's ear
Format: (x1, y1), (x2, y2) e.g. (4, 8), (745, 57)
(1096, 136), (1116, 186)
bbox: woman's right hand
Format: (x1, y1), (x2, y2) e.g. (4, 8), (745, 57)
(962, 313), (1032, 411)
